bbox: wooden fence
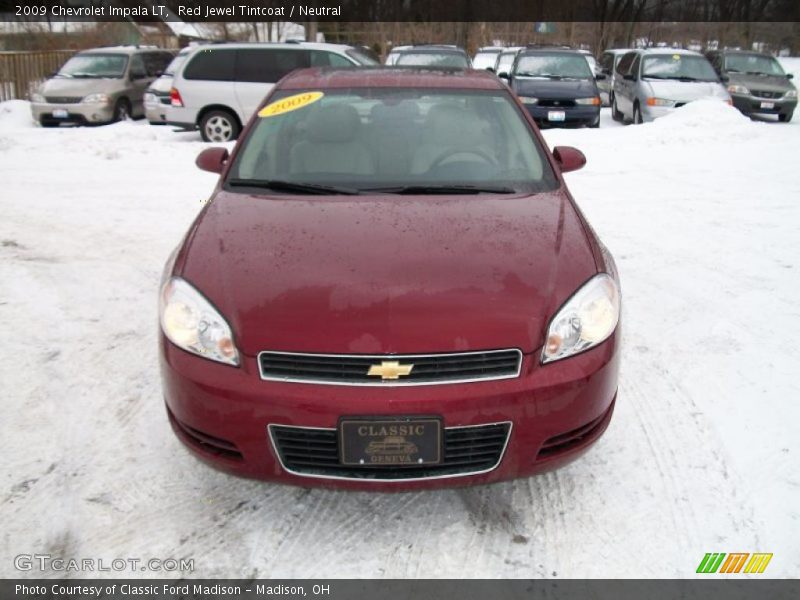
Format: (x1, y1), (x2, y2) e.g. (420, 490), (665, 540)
(0, 50), (76, 102)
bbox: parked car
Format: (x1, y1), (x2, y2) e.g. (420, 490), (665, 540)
(160, 68), (621, 489)
(705, 49), (797, 122)
(166, 42), (378, 141)
(493, 47), (523, 80)
(577, 49), (598, 75)
(473, 46), (503, 70)
(596, 49), (630, 106)
(503, 47), (602, 128)
(144, 45), (196, 125)
(611, 49), (730, 124)
(394, 45), (472, 69)
(30, 46), (173, 127)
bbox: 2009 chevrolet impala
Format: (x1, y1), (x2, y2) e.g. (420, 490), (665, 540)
(159, 68), (621, 489)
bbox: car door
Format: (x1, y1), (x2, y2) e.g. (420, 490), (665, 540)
(127, 54), (151, 117)
(234, 48), (311, 121)
(614, 52), (637, 116)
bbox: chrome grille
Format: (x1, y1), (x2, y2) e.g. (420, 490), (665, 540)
(751, 90), (780, 99)
(45, 96), (82, 104)
(269, 422), (512, 480)
(258, 349), (523, 386)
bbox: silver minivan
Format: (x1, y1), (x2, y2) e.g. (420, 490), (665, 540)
(167, 42), (378, 141)
(30, 46), (173, 127)
(596, 48), (630, 106)
(611, 49), (730, 124)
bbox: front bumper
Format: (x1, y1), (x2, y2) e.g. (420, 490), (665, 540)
(730, 93), (796, 116)
(524, 104), (600, 127)
(31, 100), (115, 125)
(160, 333), (620, 490)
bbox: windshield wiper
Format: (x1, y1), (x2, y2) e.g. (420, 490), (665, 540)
(745, 71), (770, 76)
(361, 184), (516, 195)
(228, 179), (360, 195)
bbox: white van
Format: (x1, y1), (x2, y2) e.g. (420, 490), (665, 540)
(166, 42), (378, 141)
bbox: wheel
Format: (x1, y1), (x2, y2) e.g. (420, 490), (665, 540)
(588, 117), (600, 128)
(633, 102), (644, 124)
(200, 109), (240, 142)
(113, 98), (131, 122)
(778, 111), (793, 123)
(611, 94), (623, 122)
(39, 118), (59, 128)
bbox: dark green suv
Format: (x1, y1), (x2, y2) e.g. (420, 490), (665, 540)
(705, 50), (797, 122)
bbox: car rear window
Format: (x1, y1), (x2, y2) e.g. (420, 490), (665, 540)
(515, 53), (594, 79)
(227, 88), (557, 194)
(396, 52), (470, 69)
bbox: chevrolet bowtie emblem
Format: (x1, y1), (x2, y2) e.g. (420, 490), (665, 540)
(367, 360), (414, 380)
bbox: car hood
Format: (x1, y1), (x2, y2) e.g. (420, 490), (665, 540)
(513, 78), (598, 99)
(644, 79), (728, 101)
(177, 190), (598, 356)
(39, 76), (123, 97)
(727, 72), (795, 94)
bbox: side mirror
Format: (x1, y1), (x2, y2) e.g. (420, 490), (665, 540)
(497, 71), (510, 80)
(787, 73), (794, 80)
(552, 146), (586, 173)
(595, 73), (607, 80)
(623, 73), (636, 82)
(196, 147), (229, 174)
(485, 67), (495, 73)
(719, 74), (729, 83)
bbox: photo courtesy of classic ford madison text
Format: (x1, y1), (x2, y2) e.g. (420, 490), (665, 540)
(1, 1), (799, 585)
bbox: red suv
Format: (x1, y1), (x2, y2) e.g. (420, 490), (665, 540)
(159, 68), (621, 489)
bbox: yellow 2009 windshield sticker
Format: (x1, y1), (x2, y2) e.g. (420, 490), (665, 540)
(258, 92), (324, 118)
(673, 54), (681, 60)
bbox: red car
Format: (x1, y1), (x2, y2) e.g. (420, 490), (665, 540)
(159, 68), (621, 490)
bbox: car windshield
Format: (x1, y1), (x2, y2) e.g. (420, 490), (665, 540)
(473, 51), (501, 69)
(514, 54), (593, 79)
(58, 53), (128, 78)
(228, 88), (557, 194)
(642, 55), (719, 81)
(496, 52), (516, 73)
(396, 52), (470, 69)
(724, 54), (785, 76)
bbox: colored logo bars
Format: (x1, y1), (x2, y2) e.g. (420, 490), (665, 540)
(696, 553), (773, 574)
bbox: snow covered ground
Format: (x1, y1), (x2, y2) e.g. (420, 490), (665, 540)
(1, 75), (799, 578)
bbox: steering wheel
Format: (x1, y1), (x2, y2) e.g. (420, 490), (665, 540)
(427, 147), (498, 171)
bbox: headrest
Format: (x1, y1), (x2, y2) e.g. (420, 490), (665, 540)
(306, 103), (361, 143)
(427, 105), (485, 147)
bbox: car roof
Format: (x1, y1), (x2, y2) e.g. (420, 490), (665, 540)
(633, 48), (702, 56)
(718, 49), (774, 56)
(518, 47), (585, 56)
(184, 41), (355, 53)
(79, 46), (162, 55)
(279, 67), (506, 91)
(398, 46), (467, 55)
(602, 48), (632, 55)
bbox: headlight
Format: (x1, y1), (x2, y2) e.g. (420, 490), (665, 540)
(727, 84), (750, 95)
(31, 93), (45, 103)
(541, 273), (620, 364)
(784, 89), (797, 99)
(160, 277), (239, 366)
(646, 97), (674, 107)
(519, 96), (538, 105)
(575, 97), (601, 105)
(82, 93), (111, 104)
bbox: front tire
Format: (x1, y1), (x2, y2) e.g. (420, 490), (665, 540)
(200, 109), (240, 142)
(113, 98), (131, 123)
(778, 111), (794, 123)
(611, 94), (623, 122)
(633, 102), (644, 125)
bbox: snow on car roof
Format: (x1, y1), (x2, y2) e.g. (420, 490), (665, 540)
(280, 67), (506, 90)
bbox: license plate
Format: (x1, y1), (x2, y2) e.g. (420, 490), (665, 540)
(760, 101), (774, 109)
(548, 110), (566, 122)
(52, 109), (68, 118)
(339, 417), (442, 466)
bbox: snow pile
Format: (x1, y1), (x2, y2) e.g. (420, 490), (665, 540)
(1, 99), (799, 578)
(778, 56), (800, 79)
(0, 99), (34, 129)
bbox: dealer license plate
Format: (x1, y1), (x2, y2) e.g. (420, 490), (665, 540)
(52, 109), (68, 118)
(339, 417), (442, 466)
(760, 101), (775, 109)
(548, 110), (566, 122)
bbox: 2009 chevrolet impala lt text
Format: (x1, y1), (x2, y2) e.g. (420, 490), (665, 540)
(158, 68), (621, 490)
